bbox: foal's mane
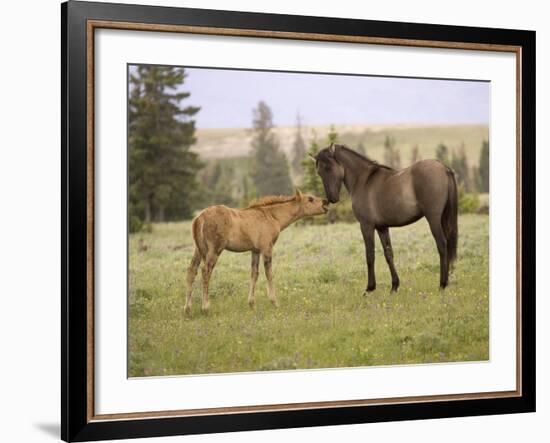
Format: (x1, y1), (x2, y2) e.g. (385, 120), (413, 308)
(245, 194), (297, 209)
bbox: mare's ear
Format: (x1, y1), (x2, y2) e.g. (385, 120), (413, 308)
(329, 143), (336, 156)
(294, 188), (303, 199)
(308, 153), (317, 162)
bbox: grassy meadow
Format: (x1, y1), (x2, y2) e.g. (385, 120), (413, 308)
(128, 214), (489, 377)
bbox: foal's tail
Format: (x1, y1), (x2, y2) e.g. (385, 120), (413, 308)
(442, 168), (458, 268)
(191, 211), (207, 260)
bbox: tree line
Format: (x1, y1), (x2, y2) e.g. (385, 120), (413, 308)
(129, 66), (489, 232)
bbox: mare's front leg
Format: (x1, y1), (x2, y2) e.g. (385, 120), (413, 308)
(248, 251), (260, 308)
(262, 246), (278, 307)
(360, 222), (376, 293)
(377, 227), (400, 292)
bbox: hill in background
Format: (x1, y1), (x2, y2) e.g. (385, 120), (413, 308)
(193, 123), (489, 167)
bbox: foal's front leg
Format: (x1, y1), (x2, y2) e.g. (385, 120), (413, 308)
(248, 251), (260, 308)
(262, 248), (278, 307)
(201, 252), (219, 313)
(360, 222), (376, 293)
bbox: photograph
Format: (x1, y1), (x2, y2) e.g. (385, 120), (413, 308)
(127, 64), (491, 377)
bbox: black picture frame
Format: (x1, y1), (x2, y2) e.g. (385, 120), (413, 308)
(62, 1), (536, 441)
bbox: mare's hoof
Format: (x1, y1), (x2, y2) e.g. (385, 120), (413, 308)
(364, 285), (376, 295)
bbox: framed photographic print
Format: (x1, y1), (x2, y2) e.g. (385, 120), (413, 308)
(61, 1), (536, 441)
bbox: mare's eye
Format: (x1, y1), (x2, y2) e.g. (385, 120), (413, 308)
(308, 197), (314, 202)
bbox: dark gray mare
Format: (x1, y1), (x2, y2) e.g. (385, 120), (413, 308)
(313, 144), (458, 292)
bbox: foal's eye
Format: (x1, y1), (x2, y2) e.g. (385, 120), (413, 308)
(308, 197), (314, 202)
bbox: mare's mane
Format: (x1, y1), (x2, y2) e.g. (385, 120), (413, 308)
(319, 144), (394, 171)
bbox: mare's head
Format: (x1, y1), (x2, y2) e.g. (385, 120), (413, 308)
(294, 189), (329, 216)
(311, 143), (345, 203)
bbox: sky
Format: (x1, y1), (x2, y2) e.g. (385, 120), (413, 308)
(131, 65), (490, 129)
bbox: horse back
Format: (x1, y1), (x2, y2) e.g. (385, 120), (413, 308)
(410, 160), (450, 215)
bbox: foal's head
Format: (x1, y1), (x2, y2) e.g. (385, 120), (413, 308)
(294, 189), (329, 217)
(311, 143), (345, 203)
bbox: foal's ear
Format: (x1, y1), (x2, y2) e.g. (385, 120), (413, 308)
(308, 153), (317, 162)
(294, 188), (303, 199)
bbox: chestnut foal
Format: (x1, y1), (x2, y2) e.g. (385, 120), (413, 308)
(184, 189), (329, 314)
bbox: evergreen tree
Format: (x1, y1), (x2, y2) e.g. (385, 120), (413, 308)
(327, 124), (339, 144)
(129, 65), (202, 226)
(410, 145), (421, 164)
(357, 141), (367, 156)
(383, 134), (401, 168)
(301, 132), (324, 197)
(291, 113), (306, 177)
(249, 101), (293, 196)
(240, 174), (257, 207)
(436, 143), (450, 166)
(478, 140), (490, 192)
(451, 144), (471, 191)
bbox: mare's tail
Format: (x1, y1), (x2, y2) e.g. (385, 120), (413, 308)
(442, 168), (458, 268)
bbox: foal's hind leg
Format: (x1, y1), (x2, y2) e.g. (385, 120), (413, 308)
(377, 227), (400, 292)
(201, 251), (220, 313)
(184, 248), (202, 315)
(426, 215), (449, 289)
(248, 251), (260, 308)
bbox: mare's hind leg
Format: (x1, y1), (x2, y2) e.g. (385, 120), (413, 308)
(248, 251), (260, 308)
(262, 247), (278, 307)
(377, 227), (400, 292)
(201, 251), (220, 313)
(426, 215), (448, 289)
(184, 248), (202, 315)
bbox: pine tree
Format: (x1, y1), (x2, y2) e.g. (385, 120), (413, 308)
(327, 124), (339, 144)
(383, 134), (400, 168)
(249, 101), (293, 197)
(301, 132), (324, 197)
(291, 113), (306, 177)
(478, 140), (490, 192)
(436, 143), (450, 167)
(410, 145), (421, 164)
(357, 142), (367, 156)
(451, 144), (471, 191)
(129, 65), (202, 226)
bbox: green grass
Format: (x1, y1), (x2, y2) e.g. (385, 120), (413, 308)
(128, 215), (489, 377)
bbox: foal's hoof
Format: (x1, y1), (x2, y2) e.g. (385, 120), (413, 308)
(184, 305), (192, 316)
(201, 303), (210, 314)
(248, 299), (255, 309)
